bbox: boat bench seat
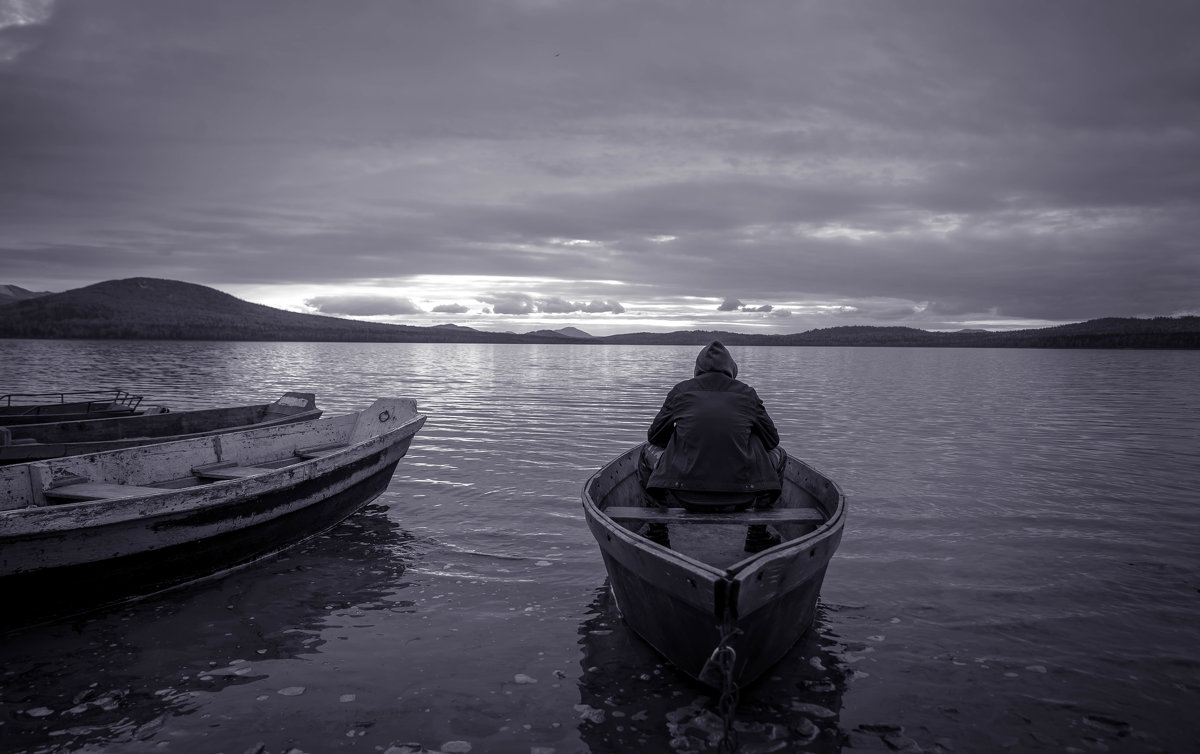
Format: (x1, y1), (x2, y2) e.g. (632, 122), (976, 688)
(295, 443), (349, 459)
(191, 462), (271, 480)
(604, 506), (825, 525)
(44, 482), (167, 502)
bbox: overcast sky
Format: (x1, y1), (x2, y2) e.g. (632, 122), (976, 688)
(2, 0), (1197, 334)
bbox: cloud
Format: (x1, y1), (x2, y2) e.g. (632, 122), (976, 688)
(476, 292), (625, 315)
(480, 293), (535, 315)
(718, 299), (773, 313)
(582, 299), (625, 314)
(1, 1), (1197, 331)
(537, 296), (579, 314)
(305, 295), (423, 316)
(539, 296), (626, 314)
(432, 303), (469, 314)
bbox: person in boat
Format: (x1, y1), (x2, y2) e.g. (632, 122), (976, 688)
(639, 340), (786, 551)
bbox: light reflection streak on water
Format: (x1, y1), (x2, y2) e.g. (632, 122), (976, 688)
(2, 341), (1199, 753)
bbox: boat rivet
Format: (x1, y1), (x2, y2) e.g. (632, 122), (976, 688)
(378, 410), (391, 423)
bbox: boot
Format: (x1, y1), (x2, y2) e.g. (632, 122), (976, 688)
(641, 522), (671, 548)
(744, 524), (781, 553)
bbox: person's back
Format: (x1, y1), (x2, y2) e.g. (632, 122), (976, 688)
(643, 341), (784, 507)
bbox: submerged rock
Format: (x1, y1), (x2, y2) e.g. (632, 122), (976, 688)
(789, 701), (836, 719)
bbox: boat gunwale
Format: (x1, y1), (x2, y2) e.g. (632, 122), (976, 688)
(725, 455), (847, 578)
(0, 389), (141, 411)
(582, 442), (846, 578)
(0, 412), (426, 534)
(0, 392), (319, 444)
(582, 454), (726, 580)
(0, 410), (325, 464)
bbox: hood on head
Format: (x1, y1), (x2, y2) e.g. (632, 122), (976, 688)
(694, 340), (738, 378)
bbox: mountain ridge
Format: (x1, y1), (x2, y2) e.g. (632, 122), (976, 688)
(0, 284), (52, 304)
(1, 278), (1196, 348)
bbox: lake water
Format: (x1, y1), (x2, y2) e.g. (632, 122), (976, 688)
(0, 340), (1197, 754)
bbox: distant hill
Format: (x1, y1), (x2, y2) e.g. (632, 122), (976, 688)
(0, 278), (1196, 348)
(0, 278), (551, 343)
(599, 325), (946, 347)
(525, 326), (595, 339)
(602, 320), (1200, 349)
(0, 284), (52, 305)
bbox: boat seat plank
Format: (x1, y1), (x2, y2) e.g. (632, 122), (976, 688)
(604, 506), (825, 525)
(191, 464), (271, 480)
(44, 482), (167, 502)
(295, 443), (349, 459)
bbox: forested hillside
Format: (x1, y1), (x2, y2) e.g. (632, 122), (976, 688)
(2, 278), (1197, 348)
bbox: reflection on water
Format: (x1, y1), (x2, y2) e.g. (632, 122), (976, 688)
(0, 504), (418, 752)
(2, 341), (1198, 752)
(576, 584), (849, 752)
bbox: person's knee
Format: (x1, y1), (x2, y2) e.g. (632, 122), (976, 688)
(638, 444), (665, 489)
(769, 446), (787, 475)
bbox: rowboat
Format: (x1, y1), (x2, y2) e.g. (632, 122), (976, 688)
(0, 392), (321, 464)
(0, 397), (426, 629)
(581, 443), (846, 688)
(0, 389), (150, 426)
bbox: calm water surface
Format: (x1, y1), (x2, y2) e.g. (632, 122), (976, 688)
(0, 341), (1197, 753)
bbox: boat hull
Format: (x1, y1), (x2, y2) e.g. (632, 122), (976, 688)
(582, 443), (846, 687)
(2, 455), (401, 629)
(0, 406), (140, 426)
(594, 542), (837, 685)
(0, 392), (320, 464)
(0, 390), (145, 426)
(0, 398), (424, 630)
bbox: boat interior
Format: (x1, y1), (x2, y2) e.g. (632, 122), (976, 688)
(0, 390), (144, 417)
(591, 447), (830, 569)
(28, 442), (352, 506)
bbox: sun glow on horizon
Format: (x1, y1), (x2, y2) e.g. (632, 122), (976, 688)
(222, 278), (1074, 337)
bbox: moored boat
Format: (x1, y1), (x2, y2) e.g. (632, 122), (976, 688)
(0, 391), (321, 464)
(581, 442), (846, 688)
(0, 390), (150, 426)
(0, 397), (426, 629)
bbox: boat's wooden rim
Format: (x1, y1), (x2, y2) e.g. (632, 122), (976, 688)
(0, 408), (426, 534)
(0, 389), (141, 409)
(582, 443), (847, 579)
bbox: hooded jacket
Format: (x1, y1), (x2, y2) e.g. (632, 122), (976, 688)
(645, 341), (782, 494)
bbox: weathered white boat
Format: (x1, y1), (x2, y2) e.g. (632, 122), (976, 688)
(0, 398), (425, 628)
(0, 390), (149, 426)
(0, 392), (321, 464)
(582, 443), (846, 688)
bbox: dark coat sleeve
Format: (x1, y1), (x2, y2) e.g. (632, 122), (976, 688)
(647, 387), (681, 446)
(749, 389), (780, 450)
